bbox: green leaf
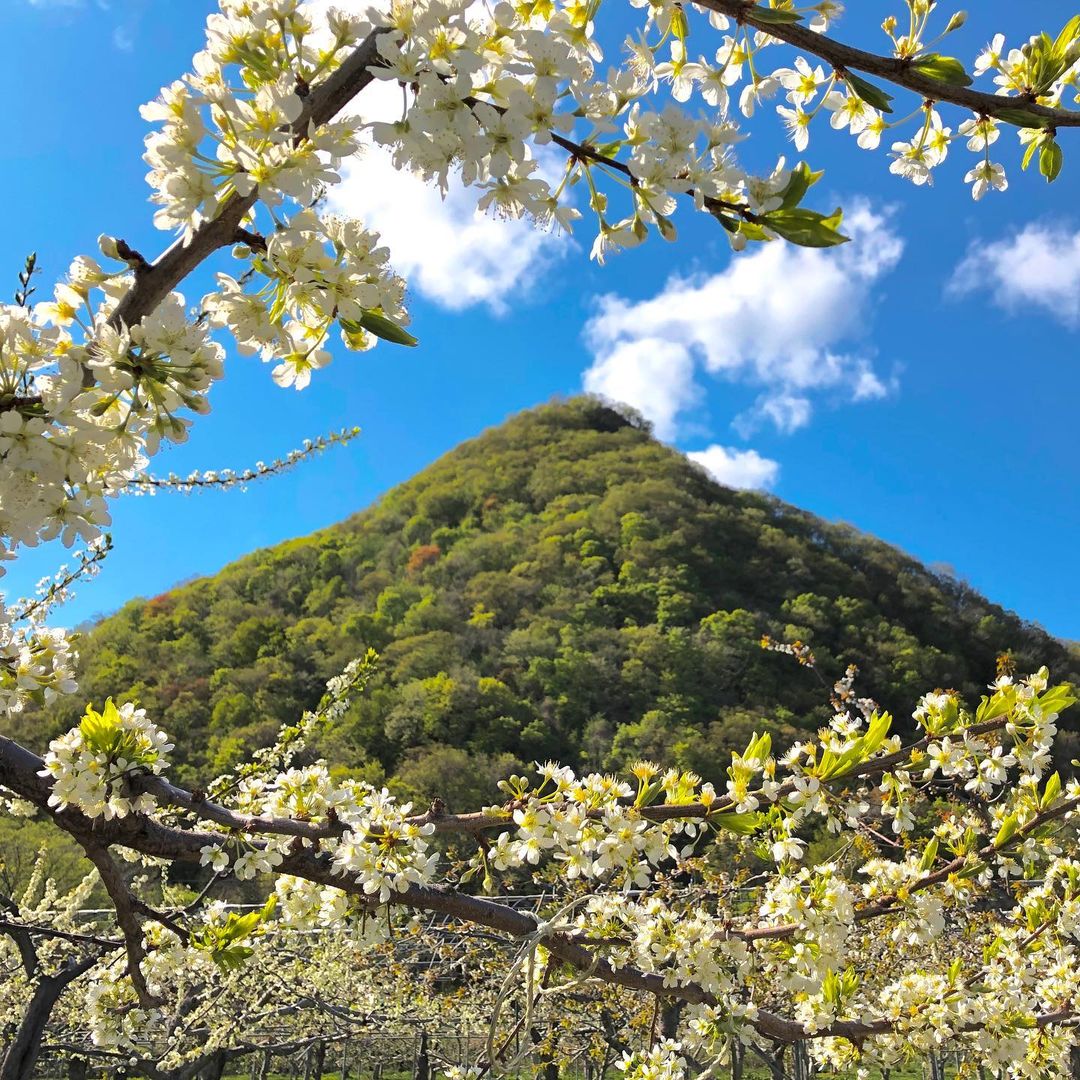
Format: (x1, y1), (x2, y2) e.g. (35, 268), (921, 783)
(342, 312), (418, 348)
(861, 711), (893, 758)
(710, 810), (764, 835)
(190, 894), (276, 970)
(761, 207), (849, 247)
(844, 72), (894, 113)
(80, 699), (122, 756)
(1040, 139), (1063, 183)
(213, 945), (255, 970)
(747, 6), (803, 25)
(911, 53), (973, 87)
(736, 220), (772, 243)
(1052, 16), (1080, 63)
(359, 311), (419, 347)
(975, 686), (1017, 723)
(1039, 684), (1077, 715)
(670, 5), (689, 41)
(1041, 771), (1062, 810)
(993, 107), (1052, 130)
(594, 141), (625, 161)
(993, 814), (1019, 849)
(919, 836), (939, 871)
(742, 731), (772, 761)
(1021, 138), (1041, 172)
(778, 162), (822, 210)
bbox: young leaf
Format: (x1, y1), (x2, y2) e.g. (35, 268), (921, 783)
(747, 6), (803, 25)
(844, 72), (894, 113)
(671, 5), (689, 41)
(919, 836), (939, 871)
(360, 311), (419, 347)
(993, 814), (1019, 849)
(736, 220), (772, 243)
(761, 207), (849, 247)
(993, 108), (1052, 130)
(710, 810), (764, 835)
(343, 312), (419, 347)
(1041, 771), (1062, 810)
(778, 162), (822, 210)
(1052, 16), (1080, 62)
(1040, 140), (1063, 183)
(911, 53), (973, 87)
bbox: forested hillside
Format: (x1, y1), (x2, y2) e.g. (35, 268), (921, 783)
(16, 398), (1080, 809)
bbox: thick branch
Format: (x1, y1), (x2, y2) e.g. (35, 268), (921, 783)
(75, 840), (157, 1008)
(0, 919), (120, 953)
(701, 1), (1080, 127)
(0, 896), (38, 979)
(0, 954), (103, 1080)
(107, 28), (390, 334)
(4, 732), (1077, 1047)
(133, 715), (1013, 845)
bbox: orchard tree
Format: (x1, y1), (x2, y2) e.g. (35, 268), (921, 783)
(2, 1), (1080, 1079)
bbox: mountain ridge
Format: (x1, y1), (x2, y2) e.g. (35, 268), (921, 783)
(15, 396), (1079, 808)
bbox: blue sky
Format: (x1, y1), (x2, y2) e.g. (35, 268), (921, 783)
(3, 0), (1079, 644)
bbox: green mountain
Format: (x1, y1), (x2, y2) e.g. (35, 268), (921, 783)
(17, 398), (1080, 809)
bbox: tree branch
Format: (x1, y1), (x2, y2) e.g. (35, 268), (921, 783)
(76, 839), (158, 1008)
(106, 28), (391, 335)
(700, 1), (1080, 127)
(4, 730), (1077, 1048)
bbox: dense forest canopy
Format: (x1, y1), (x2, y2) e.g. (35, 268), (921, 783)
(13, 398), (1079, 814)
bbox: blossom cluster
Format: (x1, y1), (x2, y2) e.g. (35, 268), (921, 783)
(195, 763), (440, 901)
(0, 2), (410, 703)
(38, 698), (174, 819)
(13, 653), (1080, 1079)
(615, 1040), (686, 1080)
(480, 763), (708, 888)
(0, 600), (79, 715)
(204, 211), (408, 389)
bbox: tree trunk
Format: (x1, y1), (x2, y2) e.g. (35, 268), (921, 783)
(659, 1002), (682, 1042)
(201, 1049), (227, 1080)
(791, 1041), (816, 1080)
(257, 1049), (272, 1080)
(729, 1040), (743, 1080)
(414, 1033), (430, 1080)
(1070, 1043), (1080, 1079)
(1, 969), (83, 1080)
(748, 1044), (785, 1080)
(529, 1027), (558, 1080)
(69, 1057), (89, 1080)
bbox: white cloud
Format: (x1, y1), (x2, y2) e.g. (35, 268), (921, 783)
(951, 224), (1080, 326)
(329, 147), (566, 313)
(687, 445), (780, 491)
(581, 203), (903, 438)
(310, 26), (567, 314)
(738, 392), (812, 436)
(583, 338), (700, 442)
